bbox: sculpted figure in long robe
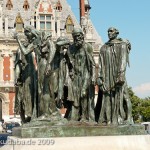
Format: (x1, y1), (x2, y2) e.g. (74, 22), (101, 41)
(97, 27), (133, 125)
(68, 28), (96, 122)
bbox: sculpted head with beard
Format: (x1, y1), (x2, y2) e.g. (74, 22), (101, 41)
(72, 28), (84, 48)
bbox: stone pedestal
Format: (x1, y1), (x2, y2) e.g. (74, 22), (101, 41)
(12, 121), (146, 138)
(1, 122), (148, 150)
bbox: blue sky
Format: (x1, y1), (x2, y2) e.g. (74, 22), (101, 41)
(67, 0), (150, 98)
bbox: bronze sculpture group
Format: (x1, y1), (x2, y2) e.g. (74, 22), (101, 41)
(14, 26), (133, 126)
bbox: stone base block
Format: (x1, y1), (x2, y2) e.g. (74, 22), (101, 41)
(12, 123), (146, 138)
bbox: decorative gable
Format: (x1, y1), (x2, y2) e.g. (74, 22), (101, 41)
(47, 5), (52, 13)
(38, 0), (53, 13)
(15, 13), (23, 24)
(23, 0), (30, 11)
(6, 0), (13, 10)
(15, 13), (24, 32)
(66, 15), (74, 25)
(56, 0), (62, 11)
(65, 15), (74, 33)
(39, 4), (44, 12)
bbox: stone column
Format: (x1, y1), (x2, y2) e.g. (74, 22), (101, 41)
(31, 17), (34, 26)
(80, 0), (85, 25)
(5, 16), (8, 36)
(9, 53), (14, 83)
(51, 18), (55, 37)
(0, 5), (3, 35)
(36, 15), (40, 30)
(0, 52), (4, 82)
(57, 19), (60, 37)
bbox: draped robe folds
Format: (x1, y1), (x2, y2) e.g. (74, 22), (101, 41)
(69, 43), (96, 121)
(98, 40), (130, 124)
(39, 37), (56, 116)
(14, 48), (36, 121)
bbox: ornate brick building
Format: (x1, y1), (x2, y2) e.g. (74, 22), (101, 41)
(0, 0), (102, 121)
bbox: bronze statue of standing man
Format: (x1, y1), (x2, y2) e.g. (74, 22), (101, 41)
(69, 28), (96, 122)
(14, 26), (40, 122)
(97, 27), (133, 125)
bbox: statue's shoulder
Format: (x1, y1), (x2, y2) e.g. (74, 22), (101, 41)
(105, 38), (130, 47)
(122, 39), (131, 50)
(116, 38), (130, 46)
(117, 38), (131, 51)
(100, 44), (107, 53)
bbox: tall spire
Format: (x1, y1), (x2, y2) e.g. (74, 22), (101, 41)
(79, 0), (91, 26)
(79, 0), (85, 25)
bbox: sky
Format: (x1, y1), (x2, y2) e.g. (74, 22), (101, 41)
(67, 0), (150, 98)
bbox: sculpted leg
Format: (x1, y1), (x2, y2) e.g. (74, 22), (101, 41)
(105, 94), (111, 124)
(99, 94), (106, 124)
(80, 97), (88, 121)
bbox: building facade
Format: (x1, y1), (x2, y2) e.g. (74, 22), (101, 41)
(0, 0), (103, 121)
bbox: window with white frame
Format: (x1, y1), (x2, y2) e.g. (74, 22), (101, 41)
(40, 15), (51, 33)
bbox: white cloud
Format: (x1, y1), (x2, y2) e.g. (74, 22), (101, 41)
(133, 83), (150, 98)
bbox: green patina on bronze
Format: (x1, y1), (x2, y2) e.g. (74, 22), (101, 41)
(13, 26), (144, 138)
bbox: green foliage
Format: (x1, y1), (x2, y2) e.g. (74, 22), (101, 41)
(139, 100), (150, 121)
(128, 87), (150, 122)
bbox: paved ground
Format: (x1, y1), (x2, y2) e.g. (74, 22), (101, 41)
(0, 135), (150, 150)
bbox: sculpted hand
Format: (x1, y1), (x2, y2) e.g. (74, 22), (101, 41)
(69, 71), (74, 80)
(97, 77), (103, 86)
(15, 78), (22, 87)
(92, 81), (96, 86)
(55, 98), (63, 109)
(116, 76), (125, 86)
(45, 65), (51, 76)
(81, 89), (86, 98)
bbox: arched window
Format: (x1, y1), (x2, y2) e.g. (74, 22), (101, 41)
(15, 13), (24, 32)
(65, 15), (74, 33)
(23, 0), (30, 11)
(6, 0), (13, 10)
(56, 0), (62, 11)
